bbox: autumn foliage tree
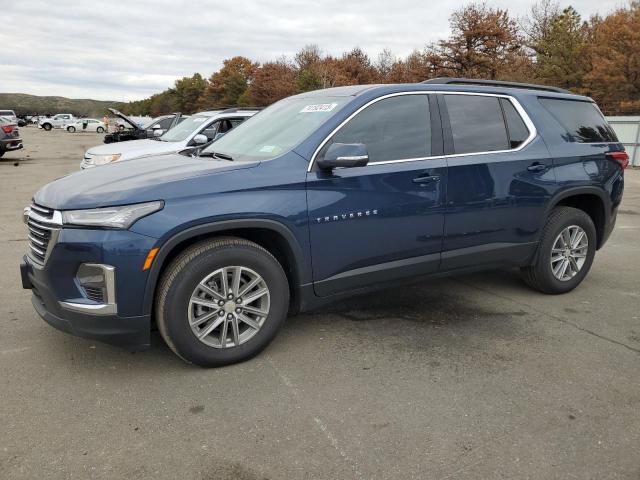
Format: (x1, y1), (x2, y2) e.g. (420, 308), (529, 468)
(120, 2), (640, 116)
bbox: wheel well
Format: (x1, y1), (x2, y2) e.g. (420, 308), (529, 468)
(154, 228), (301, 313)
(555, 194), (606, 247)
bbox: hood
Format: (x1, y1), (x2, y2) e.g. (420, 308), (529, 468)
(108, 108), (141, 130)
(35, 154), (258, 210)
(86, 138), (180, 160)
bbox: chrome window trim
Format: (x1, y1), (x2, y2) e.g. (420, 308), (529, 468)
(307, 91), (537, 172)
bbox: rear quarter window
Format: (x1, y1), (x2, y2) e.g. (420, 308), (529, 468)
(539, 98), (617, 143)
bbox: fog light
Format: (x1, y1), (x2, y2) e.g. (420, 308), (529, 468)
(76, 264), (116, 304)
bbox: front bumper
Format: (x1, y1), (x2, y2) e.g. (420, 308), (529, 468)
(21, 255), (151, 350)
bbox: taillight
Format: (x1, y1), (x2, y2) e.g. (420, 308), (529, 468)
(607, 151), (629, 170)
(1, 125), (13, 134)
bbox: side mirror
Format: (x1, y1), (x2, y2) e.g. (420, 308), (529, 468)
(153, 129), (164, 137)
(192, 134), (208, 145)
(317, 143), (369, 170)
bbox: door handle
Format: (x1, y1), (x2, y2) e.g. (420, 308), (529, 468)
(412, 174), (441, 184)
(527, 163), (547, 172)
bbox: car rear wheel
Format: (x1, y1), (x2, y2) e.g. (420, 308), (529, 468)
(96, 126), (104, 133)
(67, 126), (76, 133)
(42, 123), (52, 131)
(521, 207), (596, 294)
(156, 237), (289, 367)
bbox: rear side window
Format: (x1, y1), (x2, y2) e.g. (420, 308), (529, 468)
(445, 95), (509, 154)
(539, 98), (617, 143)
(501, 99), (530, 148)
(323, 95), (431, 163)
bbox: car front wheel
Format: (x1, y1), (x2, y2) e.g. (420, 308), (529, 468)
(96, 126), (104, 133)
(67, 126), (76, 133)
(42, 123), (52, 131)
(521, 206), (596, 294)
(156, 237), (290, 367)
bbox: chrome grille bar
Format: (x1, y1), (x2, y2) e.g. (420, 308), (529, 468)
(25, 203), (61, 265)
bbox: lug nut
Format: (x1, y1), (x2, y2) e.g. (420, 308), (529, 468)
(227, 294), (234, 300)
(235, 307), (242, 314)
(236, 297), (242, 304)
(227, 313), (234, 320)
(218, 300), (225, 306)
(218, 311), (224, 316)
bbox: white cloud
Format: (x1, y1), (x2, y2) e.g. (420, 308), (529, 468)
(0, 0), (624, 100)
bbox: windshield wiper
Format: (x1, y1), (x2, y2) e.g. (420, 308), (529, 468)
(210, 151), (234, 161)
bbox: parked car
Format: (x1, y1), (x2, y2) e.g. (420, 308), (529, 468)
(0, 110), (18, 124)
(80, 108), (255, 168)
(103, 109), (187, 143)
(39, 114), (75, 131)
(17, 117), (28, 127)
(20, 78), (627, 367)
(0, 116), (23, 157)
(65, 118), (106, 133)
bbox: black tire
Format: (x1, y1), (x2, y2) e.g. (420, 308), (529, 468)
(0, 151), (4, 158)
(156, 237), (289, 367)
(96, 126), (104, 133)
(67, 126), (75, 133)
(521, 207), (596, 294)
(42, 123), (52, 131)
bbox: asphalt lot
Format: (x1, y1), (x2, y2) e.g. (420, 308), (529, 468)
(1, 127), (639, 479)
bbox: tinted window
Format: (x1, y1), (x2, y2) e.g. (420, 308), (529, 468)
(445, 95), (509, 154)
(539, 98), (617, 143)
(501, 99), (530, 148)
(322, 95), (431, 163)
(156, 117), (174, 129)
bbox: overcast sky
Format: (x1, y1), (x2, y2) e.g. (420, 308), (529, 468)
(1, 0), (625, 101)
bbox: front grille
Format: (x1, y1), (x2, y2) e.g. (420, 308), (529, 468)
(83, 286), (105, 303)
(26, 203), (60, 264)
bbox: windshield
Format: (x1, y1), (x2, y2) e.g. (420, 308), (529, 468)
(160, 115), (210, 142)
(202, 96), (350, 162)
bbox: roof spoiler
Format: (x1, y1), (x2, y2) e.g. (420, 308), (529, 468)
(421, 77), (571, 94)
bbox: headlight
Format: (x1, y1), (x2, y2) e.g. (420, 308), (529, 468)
(89, 153), (122, 166)
(62, 201), (163, 229)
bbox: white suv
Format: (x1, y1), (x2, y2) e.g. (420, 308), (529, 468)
(81, 109), (257, 169)
(39, 114), (75, 131)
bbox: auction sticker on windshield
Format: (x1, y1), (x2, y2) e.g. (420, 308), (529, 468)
(300, 103), (338, 113)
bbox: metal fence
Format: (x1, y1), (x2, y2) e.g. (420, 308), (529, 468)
(606, 116), (640, 167)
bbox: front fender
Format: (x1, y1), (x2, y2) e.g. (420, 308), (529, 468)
(140, 218), (310, 316)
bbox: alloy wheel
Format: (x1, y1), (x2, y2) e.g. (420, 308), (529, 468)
(550, 225), (588, 281)
(188, 266), (270, 348)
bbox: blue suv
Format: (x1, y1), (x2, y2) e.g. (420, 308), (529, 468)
(20, 78), (628, 366)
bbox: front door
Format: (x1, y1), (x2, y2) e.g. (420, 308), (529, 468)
(306, 93), (447, 296)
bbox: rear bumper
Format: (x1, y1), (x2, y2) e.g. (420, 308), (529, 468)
(0, 137), (23, 151)
(21, 255), (150, 350)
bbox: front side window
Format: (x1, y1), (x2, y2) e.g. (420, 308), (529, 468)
(445, 95), (509, 154)
(539, 98), (617, 143)
(156, 117), (174, 130)
(160, 115), (210, 142)
(319, 95), (431, 163)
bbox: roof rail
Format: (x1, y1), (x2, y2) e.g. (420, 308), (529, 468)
(421, 77), (571, 94)
(220, 107), (264, 113)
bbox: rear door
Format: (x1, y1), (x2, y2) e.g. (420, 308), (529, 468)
(306, 93), (447, 296)
(439, 93), (555, 270)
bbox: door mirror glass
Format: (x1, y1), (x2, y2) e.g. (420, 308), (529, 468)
(317, 143), (369, 170)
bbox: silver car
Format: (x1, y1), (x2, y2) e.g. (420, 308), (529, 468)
(81, 108), (258, 168)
